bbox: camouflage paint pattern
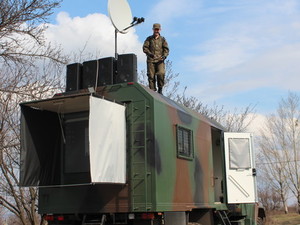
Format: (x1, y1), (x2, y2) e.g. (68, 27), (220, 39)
(33, 83), (257, 224)
(102, 83), (223, 212)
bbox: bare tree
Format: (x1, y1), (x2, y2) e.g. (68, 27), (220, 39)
(0, 60), (65, 225)
(256, 149), (289, 213)
(257, 113), (290, 214)
(279, 92), (300, 213)
(138, 61), (256, 132)
(138, 60), (180, 98)
(176, 89), (256, 132)
(258, 181), (283, 212)
(0, 0), (67, 224)
(0, 206), (5, 224)
(0, 0), (64, 65)
(257, 92), (300, 213)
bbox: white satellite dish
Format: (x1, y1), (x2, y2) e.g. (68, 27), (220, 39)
(107, 0), (144, 59)
(108, 0), (132, 34)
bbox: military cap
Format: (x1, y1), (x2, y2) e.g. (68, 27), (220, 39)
(153, 23), (161, 29)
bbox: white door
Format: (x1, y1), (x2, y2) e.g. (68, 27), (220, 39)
(224, 132), (257, 204)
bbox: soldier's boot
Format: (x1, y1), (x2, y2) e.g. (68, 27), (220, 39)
(149, 84), (157, 91)
(158, 88), (163, 95)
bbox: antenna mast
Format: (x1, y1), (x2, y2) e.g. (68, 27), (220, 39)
(107, 0), (144, 60)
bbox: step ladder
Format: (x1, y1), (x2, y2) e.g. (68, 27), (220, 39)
(82, 214), (106, 225)
(128, 100), (151, 211)
(216, 211), (232, 225)
(82, 223), (101, 225)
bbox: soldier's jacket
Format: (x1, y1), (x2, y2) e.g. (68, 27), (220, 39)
(143, 35), (169, 63)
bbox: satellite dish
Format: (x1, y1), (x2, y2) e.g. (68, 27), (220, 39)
(108, 0), (133, 34)
(107, 0), (144, 59)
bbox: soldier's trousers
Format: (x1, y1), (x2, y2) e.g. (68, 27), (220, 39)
(147, 61), (165, 91)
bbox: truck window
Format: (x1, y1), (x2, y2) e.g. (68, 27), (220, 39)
(176, 125), (194, 159)
(228, 138), (251, 169)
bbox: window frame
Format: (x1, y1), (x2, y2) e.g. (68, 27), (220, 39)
(176, 124), (194, 160)
(228, 137), (251, 169)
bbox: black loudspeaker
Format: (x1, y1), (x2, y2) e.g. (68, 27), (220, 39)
(66, 63), (83, 92)
(115, 54), (137, 84)
(82, 57), (115, 89)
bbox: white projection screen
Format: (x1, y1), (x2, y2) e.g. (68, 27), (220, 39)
(89, 96), (126, 183)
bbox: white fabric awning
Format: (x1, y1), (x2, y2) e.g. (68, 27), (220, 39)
(89, 96), (126, 183)
(20, 94), (126, 186)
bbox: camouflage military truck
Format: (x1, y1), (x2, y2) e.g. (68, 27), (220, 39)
(19, 54), (265, 225)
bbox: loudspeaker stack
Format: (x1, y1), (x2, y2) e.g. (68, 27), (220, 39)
(66, 63), (83, 92)
(115, 54), (137, 83)
(65, 54), (138, 92)
(82, 57), (115, 89)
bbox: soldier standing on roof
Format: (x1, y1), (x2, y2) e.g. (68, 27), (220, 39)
(143, 23), (169, 94)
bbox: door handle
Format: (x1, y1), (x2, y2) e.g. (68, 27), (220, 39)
(252, 168), (256, 176)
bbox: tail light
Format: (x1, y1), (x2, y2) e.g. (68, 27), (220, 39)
(44, 215), (64, 221)
(57, 216), (64, 221)
(141, 213), (155, 220)
(44, 215), (54, 221)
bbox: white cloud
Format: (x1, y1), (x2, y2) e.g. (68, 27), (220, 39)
(186, 14), (300, 73)
(45, 12), (145, 62)
(186, 41), (300, 104)
(147, 0), (203, 24)
(246, 113), (267, 135)
(180, 0), (300, 103)
(185, 35), (257, 72)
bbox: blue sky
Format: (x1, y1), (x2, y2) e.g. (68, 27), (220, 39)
(46, 0), (300, 117)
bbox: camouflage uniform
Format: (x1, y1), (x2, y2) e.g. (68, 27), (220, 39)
(143, 25), (169, 93)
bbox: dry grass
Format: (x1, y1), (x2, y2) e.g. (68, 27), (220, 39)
(266, 213), (300, 225)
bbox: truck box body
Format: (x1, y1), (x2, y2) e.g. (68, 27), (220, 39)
(20, 82), (262, 224)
